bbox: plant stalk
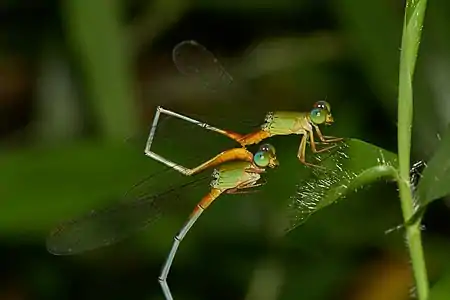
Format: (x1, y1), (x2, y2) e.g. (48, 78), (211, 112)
(397, 0), (429, 299)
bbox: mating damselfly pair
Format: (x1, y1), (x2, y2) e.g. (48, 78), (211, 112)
(46, 40), (343, 300)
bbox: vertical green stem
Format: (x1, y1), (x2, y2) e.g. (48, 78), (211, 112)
(397, 0), (429, 299)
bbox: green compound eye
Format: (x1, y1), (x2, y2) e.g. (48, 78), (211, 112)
(253, 151), (270, 168)
(259, 143), (276, 155)
(310, 108), (327, 124)
(313, 100), (331, 112)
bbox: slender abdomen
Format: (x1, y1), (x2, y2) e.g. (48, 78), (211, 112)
(189, 148), (253, 175)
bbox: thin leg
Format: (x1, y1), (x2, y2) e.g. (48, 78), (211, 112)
(312, 124), (343, 143)
(244, 167), (266, 174)
(144, 107), (254, 175)
(159, 188), (224, 300)
(308, 130), (337, 154)
(226, 178), (266, 194)
(226, 189), (261, 195)
(297, 134), (324, 168)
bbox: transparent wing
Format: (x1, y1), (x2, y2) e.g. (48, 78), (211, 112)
(46, 174), (210, 255)
(172, 40), (234, 88)
(170, 40), (279, 127)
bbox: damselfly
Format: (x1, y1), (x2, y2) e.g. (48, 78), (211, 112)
(47, 108), (279, 300)
(166, 40), (343, 167)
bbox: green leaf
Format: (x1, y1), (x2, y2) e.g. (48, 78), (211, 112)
(286, 138), (398, 231)
(408, 124), (450, 224)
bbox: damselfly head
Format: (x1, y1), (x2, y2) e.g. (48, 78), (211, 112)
(253, 144), (278, 168)
(259, 143), (276, 155)
(310, 101), (334, 126)
(314, 100), (331, 112)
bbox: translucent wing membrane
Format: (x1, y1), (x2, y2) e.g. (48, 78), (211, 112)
(48, 102), (232, 255)
(46, 174), (210, 255)
(172, 40), (234, 88)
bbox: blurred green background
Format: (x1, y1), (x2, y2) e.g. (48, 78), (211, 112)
(2, 0), (450, 299)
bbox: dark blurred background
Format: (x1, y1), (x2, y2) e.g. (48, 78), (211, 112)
(2, 0), (450, 299)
